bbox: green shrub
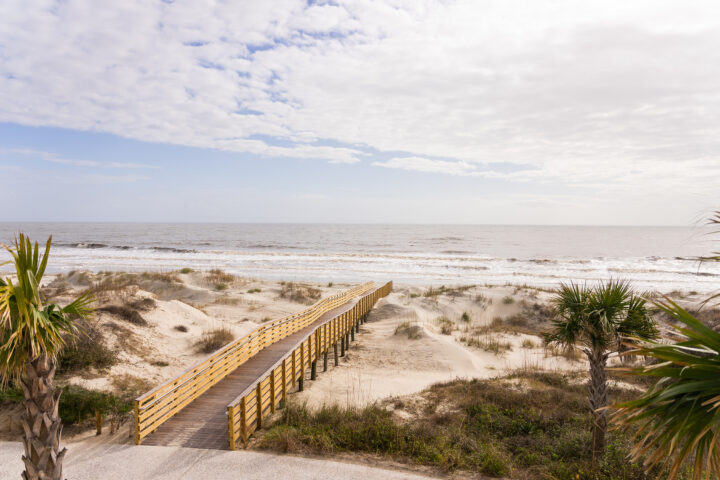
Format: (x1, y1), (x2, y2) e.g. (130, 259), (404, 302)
(58, 385), (132, 425)
(179, 267), (194, 274)
(502, 296), (515, 305)
(247, 288), (262, 294)
(0, 384), (23, 403)
(261, 373), (669, 479)
(57, 321), (117, 374)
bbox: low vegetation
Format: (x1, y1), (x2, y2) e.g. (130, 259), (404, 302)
(261, 372), (675, 479)
(461, 333), (513, 355)
(279, 282), (322, 304)
(196, 326), (235, 353)
(206, 268), (235, 285)
(436, 315), (454, 335)
(57, 320), (117, 374)
(98, 304), (147, 325)
(394, 320), (423, 339)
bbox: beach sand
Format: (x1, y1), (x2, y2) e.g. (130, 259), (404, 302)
(1, 271), (588, 442)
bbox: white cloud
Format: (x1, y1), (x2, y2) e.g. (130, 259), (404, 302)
(0, 148), (157, 169)
(0, 0), (719, 197)
(373, 157), (482, 176)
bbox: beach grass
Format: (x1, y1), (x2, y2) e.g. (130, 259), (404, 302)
(260, 372), (682, 479)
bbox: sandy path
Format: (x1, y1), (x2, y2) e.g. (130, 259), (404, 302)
(0, 441), (438, 480)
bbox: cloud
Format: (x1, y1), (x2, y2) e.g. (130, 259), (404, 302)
(373, 157), (482, 176)
(0, 148), (157, 169)
(0, 0), (719, 194)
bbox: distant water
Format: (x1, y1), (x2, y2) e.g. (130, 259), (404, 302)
(0, 223), (718, 293)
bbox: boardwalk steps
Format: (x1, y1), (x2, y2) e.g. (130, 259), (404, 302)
(133, 281), (392, 450)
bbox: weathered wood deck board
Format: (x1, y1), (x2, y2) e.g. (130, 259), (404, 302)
(142, 293), (371, 450)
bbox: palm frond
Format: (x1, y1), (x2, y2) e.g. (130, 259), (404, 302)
(0, 233), (92, 383)
(610, 300), (720, 480)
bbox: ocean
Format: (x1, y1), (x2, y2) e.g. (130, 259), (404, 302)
(0, 223), (718, 293)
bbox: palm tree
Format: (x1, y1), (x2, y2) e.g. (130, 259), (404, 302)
(545, 279), (658, 461)
(610, 210), (720, 480)
(0, 234), (93, 480)
(611, 300), (720, 480)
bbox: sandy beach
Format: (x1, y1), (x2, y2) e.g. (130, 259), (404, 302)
(1, 269), (646, 442)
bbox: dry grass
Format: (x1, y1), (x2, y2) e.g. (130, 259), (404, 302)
(110, 374), (153, 398)
(461, 332), (513, 355)
(279, 282), (322, 305)
(196, 326), (235, 353)
(206, 268), (235, 284)
(213, 296), (241, 306)
(436, 315), (455, 335)
(394, 320), (424, 339)
(98, 305), (147, 326)
(543, 343), (583, 362)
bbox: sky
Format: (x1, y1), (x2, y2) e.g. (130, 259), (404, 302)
(0, 0), (719, 225)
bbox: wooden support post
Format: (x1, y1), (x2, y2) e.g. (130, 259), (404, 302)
(256, 383), (263, 429)
(228, 405), (236, 450)
(95, 410), (102, 435)
(346, 332), (350, 347)
(334, 343), (339, 365)
(241, 397), (247, 446)
(300, 341), (305, 372)
(340, 336), (345, 357)
(292, 349), (296, 388)
(270, 370), (276, 413)
(355, 320), (359, 333)
(323, 351), (328, 372)
(298, 376), (304, 391)
(281, 360), (287, 405)
(133, 401), (141, 445)
(311, 360), (317, 380)
(351, 326), (355, 341)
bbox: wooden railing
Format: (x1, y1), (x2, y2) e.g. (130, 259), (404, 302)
(226, 281), (392, 449)
(133, 282), (377, 445)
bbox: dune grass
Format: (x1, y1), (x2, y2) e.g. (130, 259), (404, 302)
(260, 372), (681, 479)
(196, 326), (235, 353)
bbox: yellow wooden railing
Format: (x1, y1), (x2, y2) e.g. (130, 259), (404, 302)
(226, 281), (392, 449)
(133, 282), (378, 445)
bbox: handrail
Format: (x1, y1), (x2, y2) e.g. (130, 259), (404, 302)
(225, 281), (393, 449)
(133, 281), (375, 444)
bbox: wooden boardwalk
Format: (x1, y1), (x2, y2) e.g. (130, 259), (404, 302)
(142, 294), (372, 450)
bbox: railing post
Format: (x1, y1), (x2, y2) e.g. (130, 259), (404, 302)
(241, 397), (247, 446)
(281, 360), (287, 406)
(228, 405), (236, 450)
(256, 383), (263, 429)
(270, 370), (276, 413)
(133, 400), (141, 445)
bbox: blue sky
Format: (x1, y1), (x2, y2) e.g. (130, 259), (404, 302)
(1, 1), (718, 225)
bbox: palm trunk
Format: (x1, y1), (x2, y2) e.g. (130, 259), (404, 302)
(19, 354), (66, 480)
(585, 348), (609, 462)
